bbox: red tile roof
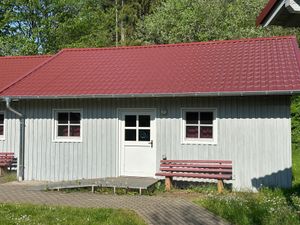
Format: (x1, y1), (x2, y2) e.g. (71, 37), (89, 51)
(0, 55), (51, 92)
(1, 36), (300, 98)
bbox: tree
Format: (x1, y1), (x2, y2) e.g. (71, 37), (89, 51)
(0, 0), (161, 55)
(135, 0), (300, 44)
(0, 0), (128, 55)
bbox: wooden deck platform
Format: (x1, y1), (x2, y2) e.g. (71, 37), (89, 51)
(32, 176), (158, 194)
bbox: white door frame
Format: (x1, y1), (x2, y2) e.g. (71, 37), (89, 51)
(118, 108), (157, 177)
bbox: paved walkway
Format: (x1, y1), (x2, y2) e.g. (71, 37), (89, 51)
(0, 182), (229, 225)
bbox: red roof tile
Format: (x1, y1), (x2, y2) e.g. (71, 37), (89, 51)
(0, 55), (51, 92)
(1, 36), (300, 98)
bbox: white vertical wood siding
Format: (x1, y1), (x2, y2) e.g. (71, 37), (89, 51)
(0, 102), (20, 156)
(0, 96), (292, 190)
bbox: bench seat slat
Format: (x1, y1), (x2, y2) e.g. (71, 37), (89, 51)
(160, 163), (232, 169)
(161, 160), (232, 164)
(156, 172), (232, 180)
(160, 168), (232, 173)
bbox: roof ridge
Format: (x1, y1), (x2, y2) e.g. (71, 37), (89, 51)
(0, 55), (52, 60)
(0, 52), (62, 95)
(62, 35), (296, 52)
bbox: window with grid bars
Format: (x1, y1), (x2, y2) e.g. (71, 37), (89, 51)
(182, 109), (217, 144)
(54, 110), (81, 141)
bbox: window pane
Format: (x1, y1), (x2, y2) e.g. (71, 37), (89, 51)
(186, 112), (198, 124)
(186, 126), (198, 138)
(70, 113), (80, 124)
(125, 115), (136, 127)
(58, 113), (68, 124)
(139, 129), (150, 141)
(58, 125), (69, 136)
(139, 115), (150, 127)
(70, 125), (80, 137)
(200, 112), (213, 124)
(200, 126), (213, 139)
(0, 125), (3, 136)
(0, 114), (4, 124)
(125, 129), (136, 141)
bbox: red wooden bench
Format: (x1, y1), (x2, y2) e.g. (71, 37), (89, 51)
(155, 160), (233, 193)
(0, 153), (15, 176)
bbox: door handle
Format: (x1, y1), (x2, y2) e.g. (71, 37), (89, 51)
(149, 140), (153, 148)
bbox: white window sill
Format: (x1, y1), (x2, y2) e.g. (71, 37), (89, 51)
(0, 137), (5, 141)
(181, 140), (217, 145)
(53, 138), (82, 143)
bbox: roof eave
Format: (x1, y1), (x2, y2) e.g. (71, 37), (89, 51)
(1, 90), (297, 100)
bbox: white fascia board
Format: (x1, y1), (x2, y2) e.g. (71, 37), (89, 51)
(285, 0), (300, 14)
(263, 0), (285, 27)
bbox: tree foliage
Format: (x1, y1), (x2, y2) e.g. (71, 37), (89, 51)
(135, 0), (300, 44)
(0, 0), (158, 55)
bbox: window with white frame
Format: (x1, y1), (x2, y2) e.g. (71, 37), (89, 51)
(54, 110), (81, 141)
(182, 109), (217, 144)
(0, 112), (4, 139)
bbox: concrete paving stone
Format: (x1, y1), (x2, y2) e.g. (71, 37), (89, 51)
(0, 182), (230, 225)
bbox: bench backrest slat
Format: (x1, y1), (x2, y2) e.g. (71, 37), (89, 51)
(161, 168), (232, 173)
(160, 160), (232, 164)
(160, 163), (232, 169)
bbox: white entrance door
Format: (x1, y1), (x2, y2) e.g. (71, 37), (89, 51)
(119, 109), (156, 177)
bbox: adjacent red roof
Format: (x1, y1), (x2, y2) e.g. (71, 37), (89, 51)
(1, 36), (300, 98)
(0, 55), (51, 91)
(256, 0), (278, 26)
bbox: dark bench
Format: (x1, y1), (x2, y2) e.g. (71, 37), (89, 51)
(0, 153), (15, 176)
(155, 160), (233, 193)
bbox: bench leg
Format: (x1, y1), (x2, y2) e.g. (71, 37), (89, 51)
(217, 180), (224, 193)
(165, 177), (172, 191)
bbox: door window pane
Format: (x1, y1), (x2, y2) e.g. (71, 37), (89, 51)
(125, 129), (136, 141)
(139, 115), (150, 127)
(58, 125), (69, 136)
(186, 126), (198, 138)
(200, 112), (213, 124)
(139, 129), (150, 141)
(186, 112), (198, 124)
(200, 126), (213, 138)
(58, 113), (68, 124)
(125, 115), (136, 127)
(70, 113), (81, 124)
(70, 125), (80, 137)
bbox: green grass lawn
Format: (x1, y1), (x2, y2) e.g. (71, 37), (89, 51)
(193, 146), (300, 225)
(0, 203), (146, 225)
(0, 171), (17, 184)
